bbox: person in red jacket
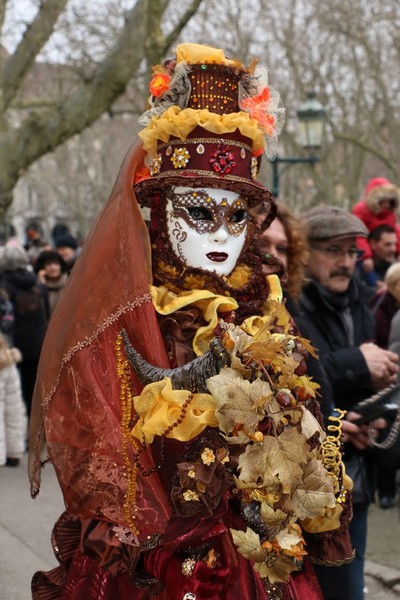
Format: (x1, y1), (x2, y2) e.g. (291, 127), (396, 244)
(352, 177), (400, 280)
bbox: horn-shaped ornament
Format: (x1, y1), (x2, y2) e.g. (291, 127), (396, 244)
(121, 329), (230, 393)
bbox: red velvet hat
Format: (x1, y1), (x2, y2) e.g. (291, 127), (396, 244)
(134, 44), (285, 226)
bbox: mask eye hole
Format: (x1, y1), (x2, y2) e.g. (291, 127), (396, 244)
(187, 206), (213, 221)
(230, 209), (248, 223)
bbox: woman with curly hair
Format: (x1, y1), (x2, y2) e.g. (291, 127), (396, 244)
(251, 201), (309, 309)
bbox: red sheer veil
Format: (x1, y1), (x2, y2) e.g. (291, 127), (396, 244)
(28, 141), (172, 538)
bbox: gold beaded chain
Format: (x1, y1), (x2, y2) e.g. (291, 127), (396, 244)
(116, 333), (140, 535)
(116, 333), (195, 534)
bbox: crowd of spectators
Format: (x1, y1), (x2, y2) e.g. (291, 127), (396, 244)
(0, 229), (80, 468)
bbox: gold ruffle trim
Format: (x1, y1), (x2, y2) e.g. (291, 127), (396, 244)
(139, 107), (265, 156)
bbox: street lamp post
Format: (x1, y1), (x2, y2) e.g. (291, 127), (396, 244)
(271, 91), (326, 198)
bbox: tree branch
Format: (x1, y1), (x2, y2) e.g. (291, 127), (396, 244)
(3, 0), (68, 109)
(162, 0), (203, 54)
(0, 1), (7, 50)
(0, 0), (167, 204)
(334, 131), (396, 174)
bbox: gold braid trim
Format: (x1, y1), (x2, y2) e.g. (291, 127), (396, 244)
(322, 409), (347, 502)
(116, 333), (140, 536)
(310, 550), (355, 567)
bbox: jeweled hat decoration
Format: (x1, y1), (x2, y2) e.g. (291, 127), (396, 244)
(134, 43), (285, 219)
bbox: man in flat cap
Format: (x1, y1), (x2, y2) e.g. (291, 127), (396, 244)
(295, 204), (399, 600)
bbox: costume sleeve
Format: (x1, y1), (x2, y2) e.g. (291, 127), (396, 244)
(301, 400), (354, 566)
(303, 489), (354, 567)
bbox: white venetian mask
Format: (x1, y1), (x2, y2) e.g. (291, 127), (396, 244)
(165, 186), (249, 276)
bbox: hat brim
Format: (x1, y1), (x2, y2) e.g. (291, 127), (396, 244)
(134, 172), (276, 228)
(309, 230), (369, 241)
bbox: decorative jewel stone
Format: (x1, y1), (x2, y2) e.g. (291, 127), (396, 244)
(201, 447), (216, 465)
(240, 148), (246, 159)
(209, 144), (237, 175)
(166, 145), (172, 156)
(251, 156), (258, 179)
(196, 144), (205, 154)
(171, 147), (190, 169)
(149, 153), (162, 176)
(183, 490), (200, 502)
(182, 558), (196, 577)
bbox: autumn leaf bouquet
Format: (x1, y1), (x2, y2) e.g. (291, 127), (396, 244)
(204, 301), (339, 585)
(122, 299), (347, 587)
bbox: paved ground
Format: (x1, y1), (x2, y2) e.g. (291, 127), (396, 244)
(0, 454), (399, 600)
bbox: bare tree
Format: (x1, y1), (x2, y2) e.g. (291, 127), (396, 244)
(3, 0), (399, 233)
(189, 0), (400, 209)
(0, 0), (203, 213)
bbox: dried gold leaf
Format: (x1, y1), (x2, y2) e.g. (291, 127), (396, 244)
(255, 553), (298, 583)
(223, 323), (254, 374)
(297, 375), (321, 398)
(243, 338), (286, 366)
(230, 527), (266, 562)
(238, 430), (309, 494)
(265, 430), (309, 494)
(260, 503), (287, 531)
(207, 368), (272, 436)
(299, 405), (325, 441)
(237, 438), (272, 484)
(253, 301), (291, 335)
(297, 336), (318, 358)
(275, 526), (303, 551)
(265, 396), (287, 428)
(289, 459), (336, 519)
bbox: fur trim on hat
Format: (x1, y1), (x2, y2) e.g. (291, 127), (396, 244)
(364, 179), (400, 213)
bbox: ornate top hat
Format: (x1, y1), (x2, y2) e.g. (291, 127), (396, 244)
(134, 43), (285, 224)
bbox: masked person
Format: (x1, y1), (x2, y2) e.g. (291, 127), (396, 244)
(29, 44), (353, 600)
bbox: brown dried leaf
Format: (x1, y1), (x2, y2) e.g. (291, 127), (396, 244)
(243, 338), (286, 366)
(266, 433), (309, 494)
(252, 301), (291, 335)
(230, 527), (266, 562)
(238, 430), (309, 493)
(275, 526), (303, 551)
(237, 438), (272, 484)
(297, 336), (319, 358)
(299, 405), (325, 441)
(207, 368), (272, 435)
(260, 503), (287, 531)
(255, 553), (298, 583)
(289, 458), (336, 519)
(223, 324), (254, 374)
(265, 396), (289, 428)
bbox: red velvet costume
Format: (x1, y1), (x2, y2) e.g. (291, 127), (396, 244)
(29, 44), (353, 600)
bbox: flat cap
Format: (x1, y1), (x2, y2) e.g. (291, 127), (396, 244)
(303, 204), (368, 240)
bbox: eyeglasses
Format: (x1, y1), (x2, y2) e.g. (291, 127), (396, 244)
(311, 245), (363, 260)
